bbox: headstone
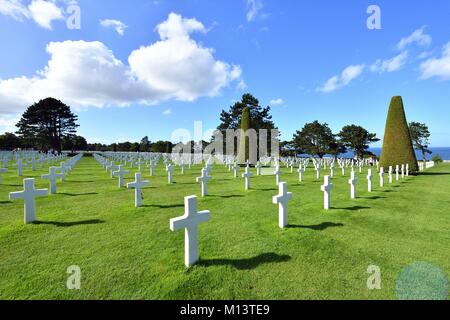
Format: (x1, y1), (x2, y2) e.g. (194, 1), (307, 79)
(196, 168), (211, 197)
(367, 169), (373, 192)
(41, 167), (64, 194)
(315, 165), (321, 180)
(272, 182), (292, 229)
(256, 161), (262, 176)
(297, 164), (304, 182)
(379, 167), (385, 187)
(148, 161), (155, 177)
(274, 164), (281, 186)
(233, 162), (238, 178)
(401, 164), (405, 179)
(169, 195), (210, 267)
(126, 172), (149, 207)
(167, 164), (174, 184)
(242, 165), (253, 190)
(320, 175), (333, 210)
(17, 158), (23, 177)
(9, 178), (48, 224)
(388, 166), (393, 184)
(396, 165), (400, 181)
(113, 165), (130, 188)
(406, 163), (409, 176)
(348, 171), (357, 199)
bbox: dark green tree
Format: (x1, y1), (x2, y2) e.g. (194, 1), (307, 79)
(292, 121), (335, 158)
(409, 122), (432, 164)
(16, 98), (79, 153)
(140, 136), (151, 152)
(0, 132), (22, 150)
(217, 93), (278, 156)
(338, 125), (379, 159)
(62, 135), (87, 152)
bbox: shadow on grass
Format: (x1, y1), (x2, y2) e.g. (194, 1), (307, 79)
(34, 219), (105, 227)
(419, 172), (450, 176)
(332, 205), (371, 211)
(59, 192), (98, 197)
(67, 180), (96, 183)
(255, 188), (277, 192)
(208, 194), (244, 199)
(361, 196), (386, 200)
(287, 222), (344, 230)
(199, 253), (291, 270)
(143, 204), (184, 209)
(0, 200), (12, 204)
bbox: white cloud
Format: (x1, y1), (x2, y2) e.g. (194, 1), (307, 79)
(0, 114), (20, 134)
(420, 42), (450, 81)
(162, 108), (172, 115)
(370, 51), (408, 73)
(100, 19), (127, 35)
(246, 0), (263, 22)
(0, 13), (242, 115)
(318, 65), (364, 93)
(0, 0), (29, 21)
(397, 27), (432, 51)
(269, 98), (284, 106)
(0, 0), (67, 29)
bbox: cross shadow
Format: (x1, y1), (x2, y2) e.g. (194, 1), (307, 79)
(419, 172), (450, 176)
(33, 219), (105, 227)
(59, 192), (98, 197)
(255, 188), (277, 192)
(287, 222), (344, 230)
(208, 194), (244, 199)
(67, 180), (95, 183)
(0, 200), (12, 204)
(143, 204), (184, 209)
(332, 206), (370, 211)
(361, 196), (386, 200)
(199, 253), (291, 270)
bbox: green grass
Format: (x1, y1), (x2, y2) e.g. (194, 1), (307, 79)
(0, 157), (449, 300)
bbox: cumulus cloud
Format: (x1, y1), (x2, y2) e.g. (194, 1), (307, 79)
(0, 13), (242, 115)
(420, 42), (450, 81)
(162, 108), (172, 115)
(397, 27), (432, 51)
(317, 65), (365, 93)
(246, 0), (263, 22)
(370, 51), (408, 73)
(100, 19), (127, 35)
(269, 98), (284, 106)
(0, 0), (66, 29)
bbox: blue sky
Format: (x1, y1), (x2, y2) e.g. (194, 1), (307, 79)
(1, 0), (450, 146)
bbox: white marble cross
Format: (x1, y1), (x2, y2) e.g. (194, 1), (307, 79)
(395, 165), (400, 181)
(16, 158), (23, 177)
(388, 166), (393, 184)
(379, 167), (385, 187)
(274, 164), (281, 186)
(58, 162), (68, 181)
(348, 171), (357, 199)
(170, 195), (210, 267)
(401, 164), (405, 179)
(113, 165), (130, 188)
(330, 165), (334, 178)
(167, 163), (174, 184)
(367, 169), (373, 192)
(233, 162), (238, 178)
(341, 165), (345, 176)
(148, 161), (155, 177)
(196, 168), (211, 197)
(41, 167), (64, 194)
(320, 175), (333, 210)
(242, 165), (253, 190)
(137, 158), (144, 171)
(406, 163), (409, 176)
(315, 165), (321, 180)
(297, 164), (304, 182)
(9, 178), (48, 224)
(127, 172), (149, 207)
(181, 161), (186, 175)
(255, 161), (262, 176)
(272, 182), (292, 228)
(0, 167), (7, 184)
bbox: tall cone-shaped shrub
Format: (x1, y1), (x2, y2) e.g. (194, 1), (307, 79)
(237, 107), (250, 165)
(380, 96), (419, 173)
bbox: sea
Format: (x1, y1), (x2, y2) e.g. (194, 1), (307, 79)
(299, 148), (450, 160)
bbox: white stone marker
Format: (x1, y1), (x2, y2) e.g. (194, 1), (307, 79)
(167, 164), (174, 184)
(148, 161), (155, 177)
(406, 163), (409, 176)
(388, 166), (393, 184)
(320, 175), (333, 210)
(41, 167), (64, 194)
(181, 161), (186, 175)
(330, 166), (334, 178)
(297, 164), (304, 182)
(401, 164), (405, 179)
(169, 195), (210, 267)
(196, 168), (211, 197)
(113, 165), (130, 188)
(233, 162), (238, 178)
(242, 165), (254, 190)
(256, 161), (262, 176)
(127, 172), (149, 207)
(379, 167), (385, 187)
(315, 165), (321, 180)
(274, 164), (281, 186)
(9, 178), (48, 224)
(17, 158), (23, 177)
(341, 165), (345, 176)
(0, 167), (7, 184)
(367, 169), (373, 192)
(272, 182), (292, 228)
(348, 171), (357, 199)
(396, 165), (400, 181)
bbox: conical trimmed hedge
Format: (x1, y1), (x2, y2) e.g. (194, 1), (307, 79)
(380, 96), (419, 172)
(237, 107), (250, 165)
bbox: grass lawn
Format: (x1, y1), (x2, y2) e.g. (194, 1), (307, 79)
(0, 156), (449, 300)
